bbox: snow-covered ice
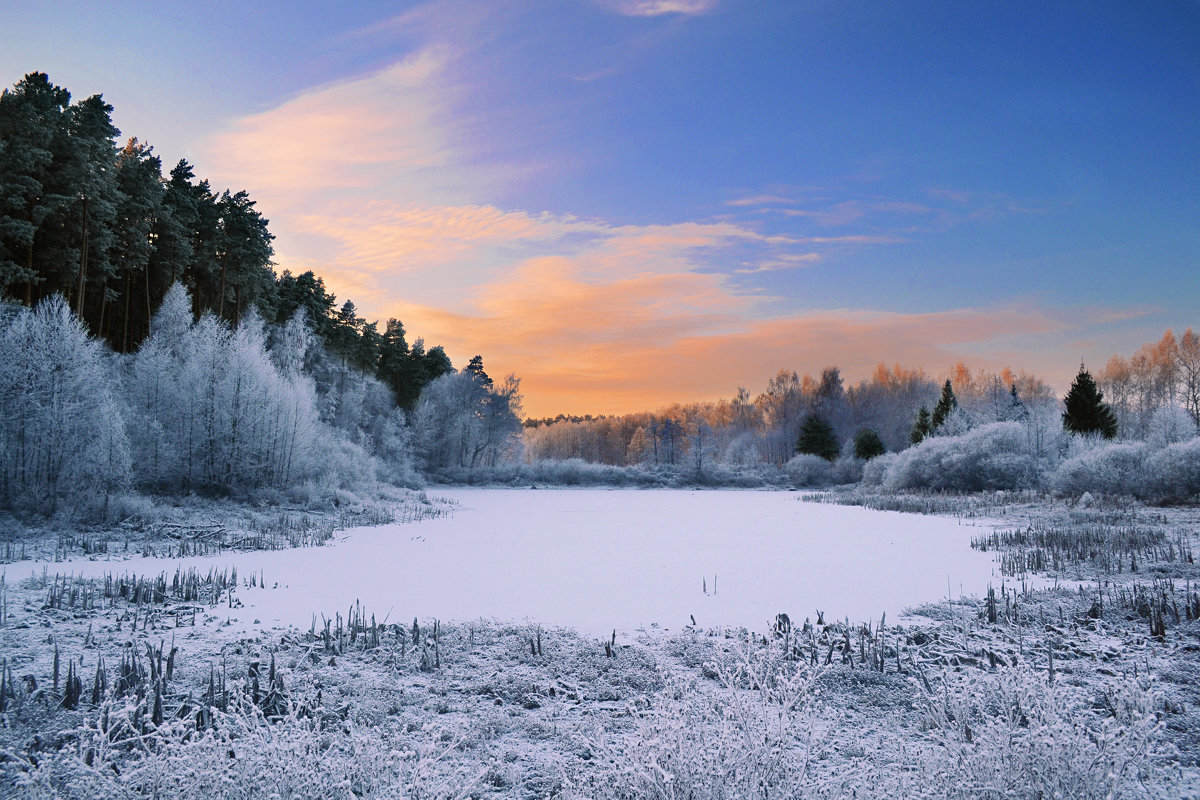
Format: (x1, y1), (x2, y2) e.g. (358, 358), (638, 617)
(10, 489), (1006, 635)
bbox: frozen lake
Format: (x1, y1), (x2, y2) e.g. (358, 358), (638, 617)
(11, 489), (1005, 635)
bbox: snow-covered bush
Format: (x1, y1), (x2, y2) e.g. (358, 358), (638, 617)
(3, 699), (476, 800)
(784, 453), (833, 487)
(1144, 438), (1200, 501)
(920, 668), (1172, 800)
(831, 454), (864, 484)
(585, 645), (829, 800)
(1052, 442), (1146, 497)
(860, 451), (900, 487)
(882, 422), (1040, 492)
(0, 295), (130, 514)
(1052, 430), (1200, 501)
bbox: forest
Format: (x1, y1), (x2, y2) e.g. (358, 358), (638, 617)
(0, 72), (524, 516)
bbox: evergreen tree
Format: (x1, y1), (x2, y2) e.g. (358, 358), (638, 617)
(464, 354), (492, 387)
(273, 270), (336, 341)
(419, 343), (453, 383)
(212, 189), (274, 324)
(0, 73), (71, 303)
(1062, 364), (1118, 438)
(853, 428), (886, 460)
(930, 379), (957, 432)
(62, 93), (122, 325)
(356, 320), (382, 374)
(1008, 384), (1029, 421)
(796, 414), (839, 461)
(910, 406), (932, 444)
(109, 138), (164, 349)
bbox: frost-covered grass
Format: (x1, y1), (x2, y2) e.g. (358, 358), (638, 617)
(0, 487), (452, 564)
(1, 590), (1193, 799)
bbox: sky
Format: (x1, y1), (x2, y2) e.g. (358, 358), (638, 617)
(5, 0), (1199, 416)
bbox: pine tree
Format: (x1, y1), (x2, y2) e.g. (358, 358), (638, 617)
(930, 380), (957, 432)
(797, 414), (839, 461)
(910, 406), (932, 444)
(853, 428), (886, 460)
(464, 355), (492, 387)
(1062, 364), (1118, 438)
(0, 73), (71, 303)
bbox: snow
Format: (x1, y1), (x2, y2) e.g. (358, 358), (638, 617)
(9, 489), (1007, 635)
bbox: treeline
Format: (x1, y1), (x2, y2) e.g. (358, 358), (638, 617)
(0, 286), (525, 515)
(519, 330), (1200, 500)
(524, 363), (1054, 470)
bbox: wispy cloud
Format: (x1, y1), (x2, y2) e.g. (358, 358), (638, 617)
(726, 194), (793, 207)
(203, 48), (467, 203)
(601, 0), (718, 17)
(734, 253), (821, 274)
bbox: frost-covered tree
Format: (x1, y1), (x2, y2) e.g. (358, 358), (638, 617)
(1179, 328), (1200, 426)
(626, 426), (651, 465)
(687, 418), (717, 479)
(414, 363), (523, 473)
(1145, 403), (1198, 449)
(0, 295), (129, 513)
(126, 284), (321, 493)
(1062, 365), (1117, 439)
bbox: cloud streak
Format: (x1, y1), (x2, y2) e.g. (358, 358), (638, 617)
(601, 0), (718, 17)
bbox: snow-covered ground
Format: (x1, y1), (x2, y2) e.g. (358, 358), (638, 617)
(7, 488), (1007, 635)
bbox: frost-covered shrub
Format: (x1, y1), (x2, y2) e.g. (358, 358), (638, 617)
(2, 700), (475, 800)
(860, 452), (900, 487)
(584, 646), (828, 800)
(304, 431), (379, 495)
(1052, 434), (1200, 501)
(831, 455), (864, 484)
(723, 431), (762, 465)
(1144, 438), (1200, 501)
(882, 422), (1040, 492)
(784, 454), (833, 487)
(921, 668), (1171, 800)
(1052, 442), (1146, 497)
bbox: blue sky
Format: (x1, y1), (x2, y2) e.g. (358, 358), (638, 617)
(5, 0), (1198, 413)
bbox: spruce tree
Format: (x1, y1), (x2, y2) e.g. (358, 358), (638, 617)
(930, 380), (957, 432)
(853, 428), (886, 460)
(797, 414), (839, 461)
(910, 406), (932, 444)
(1008, 384), (1029, 421)
(1062, 365), (1118, 438)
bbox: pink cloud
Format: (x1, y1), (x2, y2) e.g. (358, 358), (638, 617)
(201, 48), (459, 203)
